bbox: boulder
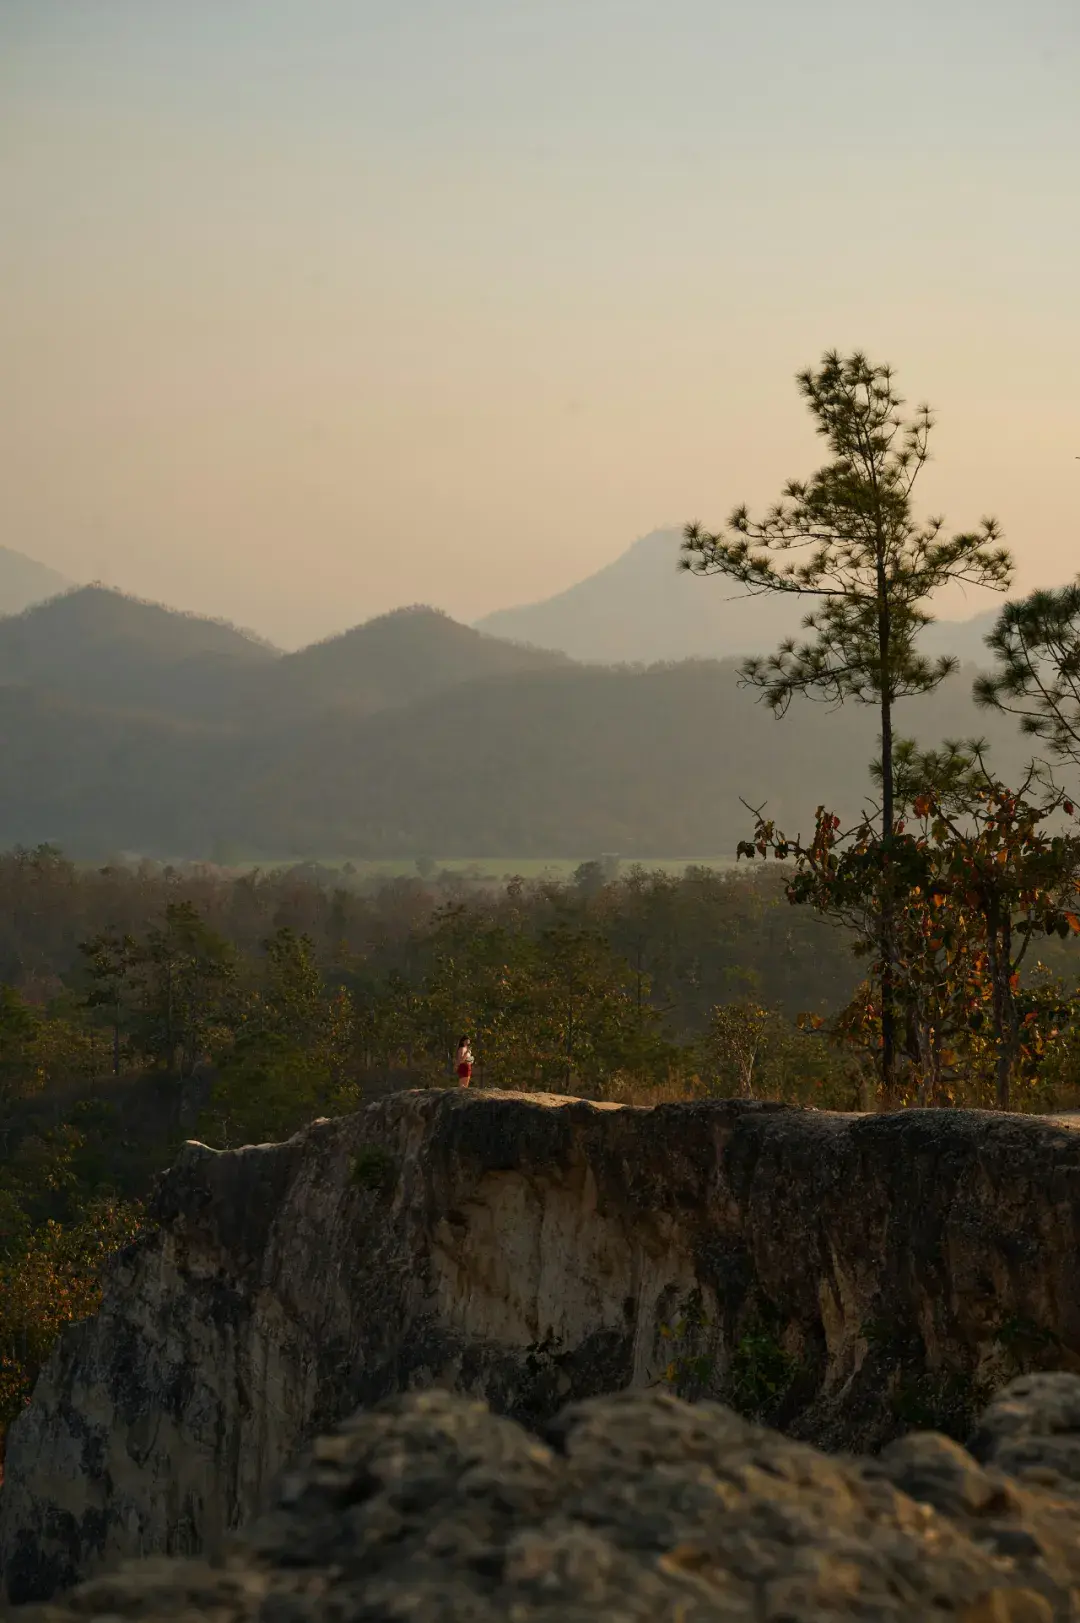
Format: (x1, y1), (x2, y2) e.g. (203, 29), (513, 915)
(21, 1374), (1080, 1621)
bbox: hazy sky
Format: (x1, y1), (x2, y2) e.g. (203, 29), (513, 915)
(2, 1), (1078, 648)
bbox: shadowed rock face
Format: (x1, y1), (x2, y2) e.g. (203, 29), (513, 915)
(20, 1374), (1080, 1621)
(5, 1090), (1080, 1604)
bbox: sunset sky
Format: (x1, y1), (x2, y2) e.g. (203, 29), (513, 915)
(2, 0), (1078, 647)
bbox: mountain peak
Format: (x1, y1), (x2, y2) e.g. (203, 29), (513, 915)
(276, 603), (573, 713)
(475, 528), (803, 663)
(1, 584), (279, 659)
(0, 585), (281, 723)
(476, 530), (1028, 668)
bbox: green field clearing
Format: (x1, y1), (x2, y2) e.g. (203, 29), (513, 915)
(238, 856), (742, 881)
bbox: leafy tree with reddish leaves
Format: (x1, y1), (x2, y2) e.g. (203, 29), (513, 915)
(0, 1198), (144, 1452)
(741, 746), (1080, 1108)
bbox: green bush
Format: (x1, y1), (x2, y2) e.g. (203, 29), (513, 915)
(350, 1143), (398, 1196)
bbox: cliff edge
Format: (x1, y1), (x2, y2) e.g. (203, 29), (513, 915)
(4, 1088), (1080, 1602)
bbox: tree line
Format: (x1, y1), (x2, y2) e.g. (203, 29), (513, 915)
(2, 838), (1079, 1446)
(0, 849), (862, 1137)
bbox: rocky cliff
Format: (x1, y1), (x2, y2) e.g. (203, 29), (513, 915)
(4, 1089), (1080, 1604)
(22, 1374), (1080, 1621)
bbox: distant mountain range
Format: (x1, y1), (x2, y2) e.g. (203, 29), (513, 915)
(0, 531), (1030, 673)
(0, 582), (1044, 862)
(0, 547), (71, 617)
(0, 588), (568, 728)
(476, 528), (1013, 668)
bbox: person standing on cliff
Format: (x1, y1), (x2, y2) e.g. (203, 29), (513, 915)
(455, 1035), (474, 1087)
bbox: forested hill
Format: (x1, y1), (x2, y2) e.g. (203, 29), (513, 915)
(250, 603), (572, 721)
(231, 658), (1031, 859)
(0, 590), (568, 726)
(0, 583), (1037, 858)
(0, 586), (278, 721)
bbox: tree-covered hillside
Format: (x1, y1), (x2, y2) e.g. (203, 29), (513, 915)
(0, 655), (1033, 859)
(0, 586), (277, 721)
(0, 583), (1046, 860)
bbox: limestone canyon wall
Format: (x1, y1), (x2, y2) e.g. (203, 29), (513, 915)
(4, 1089), (1080, 1602)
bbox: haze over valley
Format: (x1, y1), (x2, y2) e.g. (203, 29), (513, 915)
(0, 549), (1045, 861)
(5, 0), (1076, 861)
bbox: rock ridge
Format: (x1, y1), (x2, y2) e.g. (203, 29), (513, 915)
(4, 1088), (1080, 1602)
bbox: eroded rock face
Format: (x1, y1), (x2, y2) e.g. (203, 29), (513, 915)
(4, 1090), (1080, 1603)
(23, 1375), (1080, 1621)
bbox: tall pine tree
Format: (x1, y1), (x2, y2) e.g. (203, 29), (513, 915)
(683, 350), (1012, 1088)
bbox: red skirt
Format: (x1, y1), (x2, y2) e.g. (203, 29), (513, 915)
(457, 1062), (472, 1080)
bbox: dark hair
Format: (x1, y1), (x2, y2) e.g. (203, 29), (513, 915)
(458, 1034), (468, 1047)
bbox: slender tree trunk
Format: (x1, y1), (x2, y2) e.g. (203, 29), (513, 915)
(989, 915), (1016, 1111)
(879, 680), (897, 1100)
(872, 528), (898, 1105)
(743, 1035), (759, 1100)
(165, 962), (174, 1072)
(914, 1012), (940, 1107)
(990, 960), (1010, 1111)
(994, 1043), (1011, 1111)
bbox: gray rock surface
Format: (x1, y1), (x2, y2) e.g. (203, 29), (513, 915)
(20, 1374), (1080, 1621)
(6, 1089), (1080, 1602)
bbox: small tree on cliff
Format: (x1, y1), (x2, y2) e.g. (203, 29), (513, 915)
(683, 350), (1012, 1088)
(706, 996), (770, 1098)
